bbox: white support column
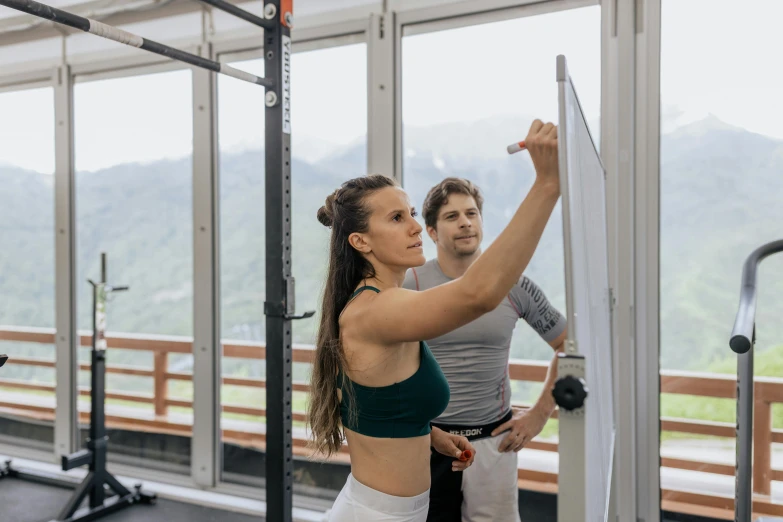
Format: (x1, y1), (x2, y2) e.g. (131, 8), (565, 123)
(54, 64), (79, 461)
(603, 0), (662, 519)
(367, 11), (401, 182)
(634, 0), (662, 519)
(603, 0), (637, 519)
(191, 42), (222, 488)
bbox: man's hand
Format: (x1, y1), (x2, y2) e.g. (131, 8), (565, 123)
(431, 426), (476, 471)
(491, 406), (550, 453)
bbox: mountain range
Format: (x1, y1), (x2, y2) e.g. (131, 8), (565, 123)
(1, 113), (782, 375)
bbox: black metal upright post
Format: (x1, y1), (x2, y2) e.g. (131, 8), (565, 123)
(90, 256), (108, 509)
(730, 239), (783, 522)
(263, 3), (303, 522)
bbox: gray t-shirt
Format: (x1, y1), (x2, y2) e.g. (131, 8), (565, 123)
(402, 259), (567, 425)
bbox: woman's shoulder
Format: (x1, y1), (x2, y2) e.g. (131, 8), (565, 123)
(339, 288), (379, 331)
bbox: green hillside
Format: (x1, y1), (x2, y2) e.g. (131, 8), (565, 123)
(1, 116), (782, 394)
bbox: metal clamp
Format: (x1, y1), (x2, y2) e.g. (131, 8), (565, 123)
(264, 302), (315, 320)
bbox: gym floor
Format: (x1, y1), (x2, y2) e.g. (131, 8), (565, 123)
(0, 476), (722, 522)
(0, 478), (721, 522)
(0, 477), (265, 522)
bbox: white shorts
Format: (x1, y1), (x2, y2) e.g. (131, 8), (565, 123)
(461, 434), (521, 522)
(324, 473), (430, 522)
(428, 412), (521, 522)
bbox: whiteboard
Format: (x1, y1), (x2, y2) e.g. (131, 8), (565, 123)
(556, 53), (615, 522)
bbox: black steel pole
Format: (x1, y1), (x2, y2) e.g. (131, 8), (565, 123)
(91, 255), (108, 508)
(729, 239), (783, 522)
(264, 2), (294, 522)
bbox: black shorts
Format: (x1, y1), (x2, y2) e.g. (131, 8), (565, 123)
(426, 411), (513, 522)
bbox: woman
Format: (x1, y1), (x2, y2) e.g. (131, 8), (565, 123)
(307, 120), (560, 521)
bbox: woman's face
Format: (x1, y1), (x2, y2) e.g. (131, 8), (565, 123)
(350, 186), (425, 270)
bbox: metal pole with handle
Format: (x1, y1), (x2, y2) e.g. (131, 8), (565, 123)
(729, 239), (783, 522)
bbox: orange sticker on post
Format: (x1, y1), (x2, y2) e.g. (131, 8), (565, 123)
(281, 0), (293, 27)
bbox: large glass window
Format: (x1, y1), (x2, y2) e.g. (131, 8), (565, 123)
(74, 69), (194, 474)
(402, 7), (600, 448)
(217, 43), (367, 485)
(659, 0), (783, 499)
(0, 86), (56, 450)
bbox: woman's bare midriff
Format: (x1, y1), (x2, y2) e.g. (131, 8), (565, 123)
(344, 428), (432, 497)
(337, 333), (432, 497)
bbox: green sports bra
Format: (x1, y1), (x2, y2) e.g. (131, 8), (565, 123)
(336, 286), (451, 438)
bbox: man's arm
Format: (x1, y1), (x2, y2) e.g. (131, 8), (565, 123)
(492, 277), (568, 452)
(509, 275), (568, 418)
(492, 329), (566, 452)
(530, 329), (567, 418)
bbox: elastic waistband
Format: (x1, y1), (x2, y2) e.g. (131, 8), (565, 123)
(431, 410), (513, 442)
(346, 473), (430, 514)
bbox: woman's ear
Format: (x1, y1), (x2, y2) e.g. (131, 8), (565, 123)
(348, 232), (372, 254)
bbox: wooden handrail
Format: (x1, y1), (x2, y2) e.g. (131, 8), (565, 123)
(2, 325), (783, 508)
(660, 370), (736, 398)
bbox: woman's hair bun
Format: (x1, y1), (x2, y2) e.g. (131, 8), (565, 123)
(317, 191), (338, 227)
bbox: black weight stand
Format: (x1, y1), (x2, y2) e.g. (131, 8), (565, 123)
(0, 254), (156, 521)
(54, 252), (156, 521)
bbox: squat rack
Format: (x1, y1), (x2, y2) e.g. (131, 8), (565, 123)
(0, 1), (301, 521)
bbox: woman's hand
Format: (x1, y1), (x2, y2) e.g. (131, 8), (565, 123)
(526, 119), (560, 191)
(431, 426), (476, 472)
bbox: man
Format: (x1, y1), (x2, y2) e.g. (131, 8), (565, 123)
(403, 177), (567, 522)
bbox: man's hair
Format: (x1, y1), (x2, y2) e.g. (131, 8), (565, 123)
(422, 177), (484, 229)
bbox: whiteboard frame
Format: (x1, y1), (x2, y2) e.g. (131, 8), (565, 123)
(555, 53), (615, 522)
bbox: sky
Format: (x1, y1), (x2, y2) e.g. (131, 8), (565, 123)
(2, 1), (783, 174)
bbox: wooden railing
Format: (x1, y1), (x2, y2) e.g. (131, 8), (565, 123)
(1, 325), (782, 519)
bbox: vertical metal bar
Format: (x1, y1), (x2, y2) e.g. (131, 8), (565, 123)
(392, 11), (403, 184)
(92, 257), (107, 510)
(635, 0), (662, 518)
(90, 279), (106, 508)
(556, 56), (577, 358)
(608, 0), (637, 519)
(192, 42), (222, 488)
(368, 11), (397, 180)
(91, 285), (101, 447)
(54, 63), (79, 461)
(555, 59), (583, 521)
(600, 16), (618, 503)
(264, 2), (294, 520)
(737, 348), (753, 520)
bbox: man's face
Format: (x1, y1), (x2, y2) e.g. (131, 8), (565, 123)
(427, 193), (483, 258)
